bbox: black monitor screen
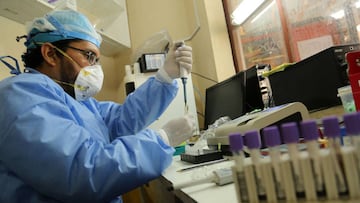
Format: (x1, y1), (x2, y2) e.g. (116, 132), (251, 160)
(204, 66), (265, 129)
(204, 72), (246, 129)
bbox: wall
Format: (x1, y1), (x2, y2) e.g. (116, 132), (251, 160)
(193, 0), (235, 127)
(121, 0), (235, 129)
(0, 16), (24, 80)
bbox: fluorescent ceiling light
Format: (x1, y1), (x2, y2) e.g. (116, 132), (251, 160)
(251, 0), (275, 23)
(356, 1), (360, 8)
(231, 0), (266, 25)
(330, 10), (344, 19)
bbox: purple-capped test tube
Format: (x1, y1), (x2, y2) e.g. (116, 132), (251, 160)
(322, 116), (341, 140)
(244, 130), (262, 168)
(263, 126), (285, 198)
(322, 116), (342, 153)
(343, 112), (360, 157)
(321, 116), (347, 193)
(343, 112), (360, 140)
(245, 130), (261, 149)
(230, 132), (244, 152)
(343, 111), (360, 194)
(244, 130), (266, 196)
(301, 120), (319, 142)
(229, 133), (249, 201)
(229, 133), (245, 171)
(244, 130), (262, 165)
(281, 122), (299, 144)
(300, 120), (323, 192)
(263, 125), (282, 148)
(281, 122), (304, 193)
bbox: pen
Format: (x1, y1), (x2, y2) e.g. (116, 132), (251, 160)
(177, 158), (228, 172)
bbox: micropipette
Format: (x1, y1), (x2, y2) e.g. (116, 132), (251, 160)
(175, 41), (189, 113)
(175, 0), (200, 114)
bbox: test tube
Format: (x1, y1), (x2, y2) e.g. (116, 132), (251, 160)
(322, 116), (347, 193)
(343, 112), (360, 160)
(229, 133), (248, 202)
(300, 120), (324, 193)
(263, 125), (285, 199)
(244, 130), (266, 197)
(229, 133), (245, 172)
(342, 113), (360, 198)
(281, 122), (304, 194)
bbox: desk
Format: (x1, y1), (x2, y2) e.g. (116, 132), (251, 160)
(309, 105), (345, 119)
(141, 155), (237, 203)
(163, 156), (236, 203)
(142, 152), (360, 203)
(139, 107), (355, 203)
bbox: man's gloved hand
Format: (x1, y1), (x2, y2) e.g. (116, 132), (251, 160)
(158, 114), (196, 147)
(155, 44), (192, 83)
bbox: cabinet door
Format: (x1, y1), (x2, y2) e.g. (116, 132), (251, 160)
(0, 0), (131, 56)
(77, 0), (131, 56)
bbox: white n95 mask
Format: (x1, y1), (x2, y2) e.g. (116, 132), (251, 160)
(74, 64), (104, 101)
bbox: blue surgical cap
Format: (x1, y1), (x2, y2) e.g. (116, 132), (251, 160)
(25, 10), (102, 49)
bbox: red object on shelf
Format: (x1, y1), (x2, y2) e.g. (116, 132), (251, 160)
(346, 51), (360, 111)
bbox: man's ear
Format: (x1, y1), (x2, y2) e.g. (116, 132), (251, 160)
(40, 43), (58, 67)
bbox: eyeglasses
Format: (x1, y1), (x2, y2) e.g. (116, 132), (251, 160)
(66, 46), (100, 65)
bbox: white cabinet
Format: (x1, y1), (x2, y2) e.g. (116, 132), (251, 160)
(0, 0), (52, 23)
(0, 0), (130, 56)
(77, 0), (131, 56)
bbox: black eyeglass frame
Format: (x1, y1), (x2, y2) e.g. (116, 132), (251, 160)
(66, 46), (100, 65)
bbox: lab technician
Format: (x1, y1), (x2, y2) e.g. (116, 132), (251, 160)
(0, 9), (195, 203)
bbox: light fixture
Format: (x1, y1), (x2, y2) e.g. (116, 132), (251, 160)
(251, 0), (275, 23)
(231, 0), (266, 25)
(330, 10), (345, 19)
(356, 0), (360, 8)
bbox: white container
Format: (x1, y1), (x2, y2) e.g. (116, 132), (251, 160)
(337, 85), (356, 113)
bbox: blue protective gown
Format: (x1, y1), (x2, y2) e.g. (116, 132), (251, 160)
(0, 68), (177, 203)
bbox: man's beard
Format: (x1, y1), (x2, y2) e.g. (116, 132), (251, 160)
(59, 59), (77, 99)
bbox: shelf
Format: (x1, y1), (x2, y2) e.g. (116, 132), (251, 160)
(0, 0), (52, 23)
(0, 0), (131, 56)
(76, 0), (123, 19)
(77, 0), (131, 56)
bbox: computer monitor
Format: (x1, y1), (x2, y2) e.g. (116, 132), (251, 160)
(204, 65), (265, 129)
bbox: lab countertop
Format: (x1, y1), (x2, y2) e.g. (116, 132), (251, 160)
(160, 154), (360, 203)
(162, 155), (237, 203)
